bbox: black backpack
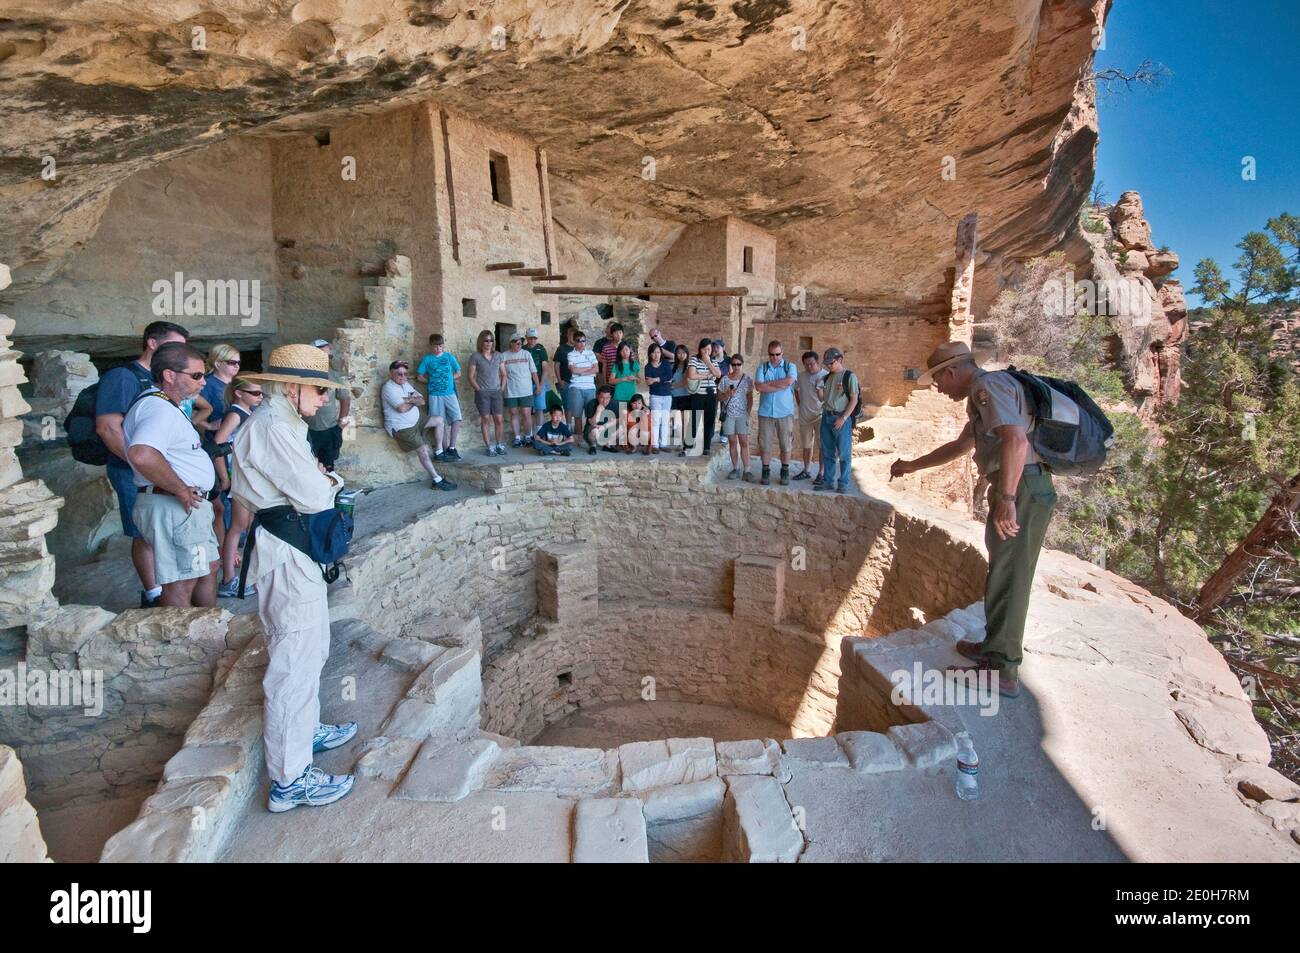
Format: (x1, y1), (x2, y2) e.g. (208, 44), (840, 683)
(65, 363), (152, 465)
(1003, 366), (1115, 476)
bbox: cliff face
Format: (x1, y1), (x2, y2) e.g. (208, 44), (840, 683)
(1, 0), (1106, 311)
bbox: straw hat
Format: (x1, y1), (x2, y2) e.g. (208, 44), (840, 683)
(917, 341), (981, 384)
(244, 343), (347, 389)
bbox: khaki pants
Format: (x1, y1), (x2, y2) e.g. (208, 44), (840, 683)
(980, 469), (1056, 680)
(258, 560), (331, 785)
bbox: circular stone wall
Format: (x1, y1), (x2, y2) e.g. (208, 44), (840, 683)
(346, 459), (988, 744)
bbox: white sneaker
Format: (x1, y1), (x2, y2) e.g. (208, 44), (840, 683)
(267, 765), (354, 813)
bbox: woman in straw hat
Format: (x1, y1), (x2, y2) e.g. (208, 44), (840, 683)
(234, 343), (358, 812)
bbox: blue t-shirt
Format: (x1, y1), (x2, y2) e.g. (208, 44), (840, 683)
(645, 361), (674, 397)
(200, 374), (227, 425)
(418, 352), (461, 397)
(756, 360), (797, 418)
(94, 361), (153, 470)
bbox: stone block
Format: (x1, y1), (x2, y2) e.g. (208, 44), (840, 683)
(25, 604), (116, 657)
(381, 637), (444, 672)
(722, 775), (802, 863)
(100, 811), (198, 863)
(781, 736), (850, 767)
(572, 797), (649, 863)
(733, 554), (784, 624)
(381, 698), (440, 740)
(638, 777), (725, 863)
(142, 775), (232, 817)
(162, 745), (245, 783)
(394, 737), (500, 801)
(888, 721), (956, 768)
(184, 705), (263, 751)
(716, 738), (789, 781)
(619, 737), (717, 792)
(355, 736), (422, 783)
(535, 541), (597, 626)
(837, 731), (907, 773)
(484, 746), (620, 798)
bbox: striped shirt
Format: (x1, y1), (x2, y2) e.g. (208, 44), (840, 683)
(689, 357), (718, 394)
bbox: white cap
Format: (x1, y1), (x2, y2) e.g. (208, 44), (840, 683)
(311, 338), (330, 349)
(525, 327), (539, 338)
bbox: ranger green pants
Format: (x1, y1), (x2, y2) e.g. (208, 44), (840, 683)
(981, 468), (1056, 680)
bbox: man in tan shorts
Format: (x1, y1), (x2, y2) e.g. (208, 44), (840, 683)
(793, 349), (828, 483)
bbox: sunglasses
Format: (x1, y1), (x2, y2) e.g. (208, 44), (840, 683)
(313, 386), (329, 396)
(237, 388), (264, 397)
(175, 371), (205, 381)
(768, 352), (783, 358)
(730, 362), (743, 367)
(223, 359), (241, 366)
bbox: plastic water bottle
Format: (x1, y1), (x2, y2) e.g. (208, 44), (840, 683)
(955, 732), (979, 801)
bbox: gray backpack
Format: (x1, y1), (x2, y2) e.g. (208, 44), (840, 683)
(1005, 367), (1114, 476)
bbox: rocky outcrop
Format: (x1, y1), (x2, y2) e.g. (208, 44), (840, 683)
(1071, 190), (1187, 414)
(1, 1), (1106, 316)
(0, 745), (51, 863)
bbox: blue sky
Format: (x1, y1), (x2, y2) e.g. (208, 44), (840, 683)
(1094, 0), (1299, 306)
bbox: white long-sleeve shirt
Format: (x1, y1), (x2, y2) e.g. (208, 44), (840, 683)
(231, 394), (343, 587)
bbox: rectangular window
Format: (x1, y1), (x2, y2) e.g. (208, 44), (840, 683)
(462, 298), (477, 318)
(744, 327), (755, 354)
(489, 152), (512, 206)
(798, 336), (813, 353)
(742, 245), (754, 274)
(540, 310), (552, 326)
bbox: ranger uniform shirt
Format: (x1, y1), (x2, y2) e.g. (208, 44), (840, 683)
(966, 369), (1040, 478)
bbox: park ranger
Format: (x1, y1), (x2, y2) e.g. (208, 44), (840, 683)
(889, 341), (1057, 698)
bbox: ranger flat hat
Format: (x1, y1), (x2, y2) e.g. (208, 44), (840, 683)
(917, 341), (979, 384)
(243, 343), (347, 389)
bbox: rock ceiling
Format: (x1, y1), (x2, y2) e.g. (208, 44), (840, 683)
(0, 0), (1103, 311)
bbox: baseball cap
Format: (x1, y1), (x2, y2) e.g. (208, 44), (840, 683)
(510, 332), (524, 342)
(525, 327), (539, 338)
(311, 338), (330, 348)
(389, 360), (409, 370)
(822, 347), (844, 365)
(712, 339), (725, 349)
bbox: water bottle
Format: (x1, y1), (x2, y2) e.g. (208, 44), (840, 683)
(955, 731), (979, 801)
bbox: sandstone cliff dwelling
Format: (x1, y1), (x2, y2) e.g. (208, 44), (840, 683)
(1, 0), (1297, 873)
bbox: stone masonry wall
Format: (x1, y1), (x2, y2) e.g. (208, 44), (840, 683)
(346, 460), (987, 741)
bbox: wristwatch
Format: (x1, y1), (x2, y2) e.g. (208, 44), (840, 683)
(999, 492), (1017, 503)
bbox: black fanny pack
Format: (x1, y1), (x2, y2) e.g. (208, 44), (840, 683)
(237, 503), (353, 597)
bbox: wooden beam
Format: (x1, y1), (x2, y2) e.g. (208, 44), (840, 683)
(486, 261), (526, 271)
(509, 267), (549, 276)
(536, 145), (555, 275)
(531, 274), (568, 282)
(439, 110), (459, 265)
(542, 286), (750, 297)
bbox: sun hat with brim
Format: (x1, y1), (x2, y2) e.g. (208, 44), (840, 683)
(243, 343), (347, 389)
(917, 341), (981, 385)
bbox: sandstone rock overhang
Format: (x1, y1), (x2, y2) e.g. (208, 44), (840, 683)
(0, 0), (1104, 309)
